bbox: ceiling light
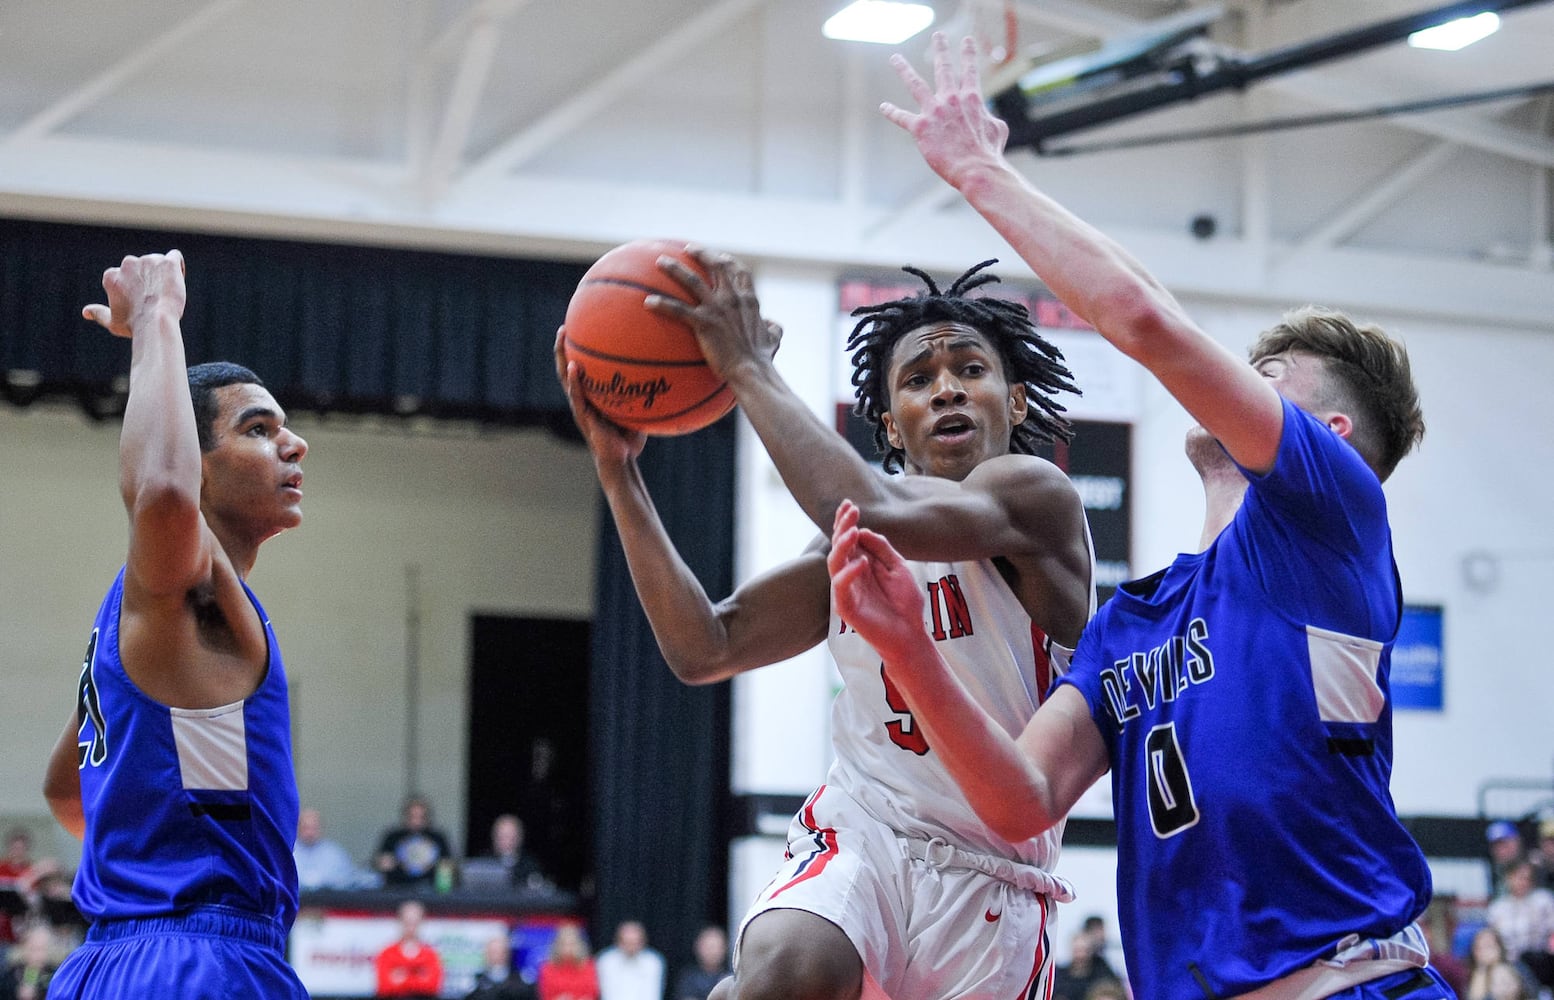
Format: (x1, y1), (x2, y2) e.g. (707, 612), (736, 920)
(1407, 11), (1500, 51)
(822, 1), (934, 44)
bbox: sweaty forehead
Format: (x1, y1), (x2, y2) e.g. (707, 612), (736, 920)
(216, 382), (284, 426)
(888, 321), (996, 368)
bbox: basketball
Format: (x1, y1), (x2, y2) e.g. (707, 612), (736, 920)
(562, 239), (735, 436)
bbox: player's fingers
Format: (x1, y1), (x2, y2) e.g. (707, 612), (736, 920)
(643, 292), (693, 322)
(958, 35), (981, 93)
(167, 248), (186, 275)
(81, 304), (111, 328)
(931, 32), (956, 94)
(855, 527), (899, 566)
(878, 101), (920, 132)
(888, 54), (933, 108)
(661, 252), (712, 298)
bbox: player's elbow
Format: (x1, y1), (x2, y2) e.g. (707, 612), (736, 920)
(43, 782), (84, 840)
(1095, 286), (1187, 362)
(984, 806), (1050, 844)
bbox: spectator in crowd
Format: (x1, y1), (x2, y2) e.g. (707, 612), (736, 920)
(1465, 926), (1539, 1000)
(1486, 856), (1554, 991)
(537, 924), (598, 1000)
(1487, 821), (1525, 897)
(1533, 815), (1554, 893)
(0, 924), (59, 1000)
(0, 831), (44, 946)
(1052, 925), (1122, 1000)
(594, 920), (663, 1000)
(467, 934), (536, 1000)
(375, 899), (443, 998)
(1421, 895), (1469, 996)
(1081, 981), (1128, 1000)
(294, 806), (370, 892)
(670, 925), (730, 1000)
(375, 795), (454, 889)
(1483, 961), (1536, 1000)
(474, 814), (548, 891)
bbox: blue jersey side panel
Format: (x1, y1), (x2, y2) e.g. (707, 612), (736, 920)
(70, 569), (301, 929)
(1057, 399), (1431, 999)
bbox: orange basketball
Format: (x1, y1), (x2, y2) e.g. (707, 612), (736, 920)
(562, 239), (735, 436)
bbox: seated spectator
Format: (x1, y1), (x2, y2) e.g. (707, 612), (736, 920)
(0, 831), (45, 946)
(294, 806), (372, 891)
(594, 920), (663, 1000)
(670, 924), (730, 1000)
(376, 899), (443, 999)
(375, 795), (454, 889)
(0, 924), (59, 1000)
(537, 924), (598, 1000)
(1486, 857), (1554, 991)
(1422, 894), (1470, 996)
(1534, 814), (1554, 893)
(467, 934), (536, 1000)
(466, 814), (548, 891)
(1487, 820), (1525, 897)
(1467, 923), (1542, 1000)
(1052, 925), (1121, 1000)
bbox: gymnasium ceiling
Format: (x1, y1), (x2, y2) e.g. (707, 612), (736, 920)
(3, 0), (1553, 326)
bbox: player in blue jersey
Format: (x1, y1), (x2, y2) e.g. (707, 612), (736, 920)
(41, 251), (311, 999)
(832, 32), (1449, 1000)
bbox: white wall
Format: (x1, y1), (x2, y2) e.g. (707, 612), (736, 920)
(0, 405), (600, 865)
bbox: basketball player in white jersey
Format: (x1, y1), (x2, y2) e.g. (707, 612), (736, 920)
(555, 251), (1094, 1000)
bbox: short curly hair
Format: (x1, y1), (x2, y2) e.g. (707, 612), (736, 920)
(1249, 306), (1424, 481)
(846, 260), (1079, 473)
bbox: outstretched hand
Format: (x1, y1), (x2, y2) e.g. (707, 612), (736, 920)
(828, 500), (926, 661)
(82, 249), (187, 339)
(880, 32), (1010, 190)
(646, 245), (782, 384)
(553, 327), (647, 465)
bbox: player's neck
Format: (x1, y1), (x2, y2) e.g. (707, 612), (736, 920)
(1197, 476), (1248, 552)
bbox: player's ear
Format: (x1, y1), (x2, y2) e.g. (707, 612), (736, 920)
(881, 412), (903, 450)
(1008, 383), (1028, 426)
(1325, 411), (1353, 440)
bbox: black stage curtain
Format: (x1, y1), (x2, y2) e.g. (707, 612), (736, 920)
(1, 217), (736, 953)
(0, 217), (580, 424)
(589, 417), (736, 964)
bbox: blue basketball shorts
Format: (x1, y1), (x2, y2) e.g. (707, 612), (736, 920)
(48, 906), (308, 999)
(1333, 966), (1457, 1000)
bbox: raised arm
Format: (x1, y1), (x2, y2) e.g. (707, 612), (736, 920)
(649, 248), (1089, 565)
(828, 500), (1107, 840)
(83, 251), (216, 596)
(883, 34), (1286, 475)
(555, 330), (831, 683)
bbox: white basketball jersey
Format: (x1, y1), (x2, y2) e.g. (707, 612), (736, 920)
(825, 554), (1083, 868)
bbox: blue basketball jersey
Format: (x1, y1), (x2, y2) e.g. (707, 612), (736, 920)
(1057, 399), (1432, 999)
(70, 568), (300, 929)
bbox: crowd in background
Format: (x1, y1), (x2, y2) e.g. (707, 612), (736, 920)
(6, 803), (1554, 1000)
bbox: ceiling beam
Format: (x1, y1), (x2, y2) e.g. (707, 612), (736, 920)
(4, 0), (245, 147)
(1290, 141), (1458, 256)
(458, 0), (764, 184)
(2, 133), (1548, 331)
(415, 0), (526, 203)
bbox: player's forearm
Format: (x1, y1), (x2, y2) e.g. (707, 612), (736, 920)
(721, 361), (888, 532)
(885, 637), (1058, 841)
(955, 161), (1194, 366)
(119, 307), (201, 516)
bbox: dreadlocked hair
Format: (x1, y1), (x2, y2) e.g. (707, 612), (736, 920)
(846, 260), (1079, 473)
